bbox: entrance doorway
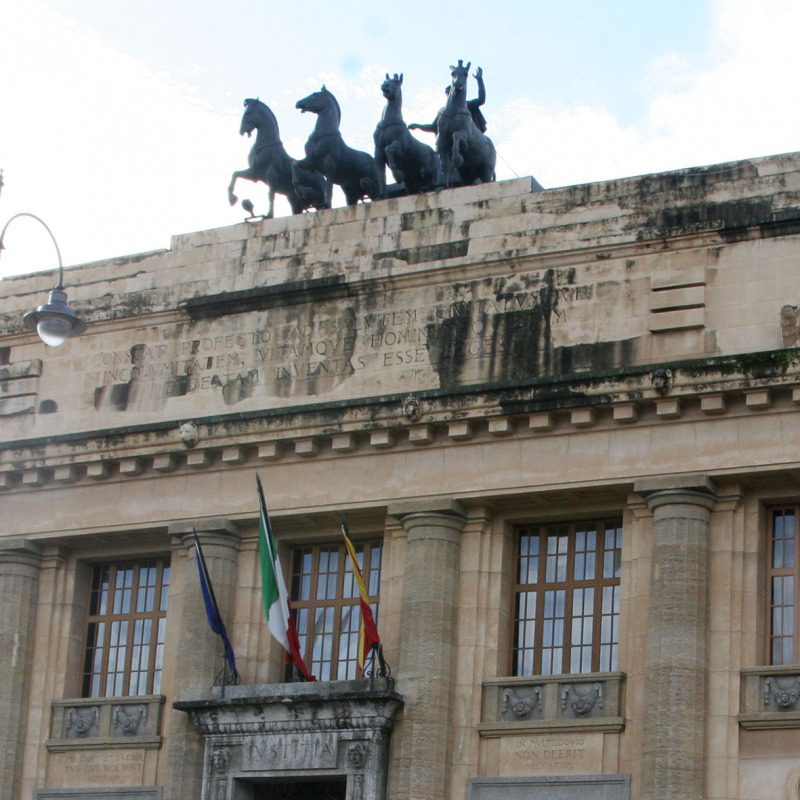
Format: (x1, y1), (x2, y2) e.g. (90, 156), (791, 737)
(249, 777), (347, 800)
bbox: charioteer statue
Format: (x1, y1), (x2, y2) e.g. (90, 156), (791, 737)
(409, 65), (488, 136)
(431, 60), (496, 188)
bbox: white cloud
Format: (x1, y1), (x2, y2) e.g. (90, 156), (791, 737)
(0, 1), (243, 276)
(3, 0), (800, 278)
(496, 0), (800, 189)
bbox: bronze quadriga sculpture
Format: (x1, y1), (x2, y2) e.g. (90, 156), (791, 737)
(228, 98), (325, 218)
(374, 73), (441, 196)
(294, 86), (383, 208)
(435, 61), (496, 188)
(230, 60), (495, 217)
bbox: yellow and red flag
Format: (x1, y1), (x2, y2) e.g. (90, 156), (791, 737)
(341, 514), (381, 674)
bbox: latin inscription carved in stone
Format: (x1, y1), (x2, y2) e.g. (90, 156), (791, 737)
(85, 271), (596, 416)
(60, 750), (145, 787)
(499, 733), (602, 776)
(243, 732), (338, 771)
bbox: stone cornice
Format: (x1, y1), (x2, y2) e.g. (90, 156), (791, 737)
(2, 349), (800, 492)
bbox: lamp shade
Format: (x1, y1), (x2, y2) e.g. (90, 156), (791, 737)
(22, 288), (87, 347)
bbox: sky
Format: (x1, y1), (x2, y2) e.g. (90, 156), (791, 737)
(1, 0), (799, 277)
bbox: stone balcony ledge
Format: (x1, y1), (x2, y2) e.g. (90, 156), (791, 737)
(479, 672), (626, 736)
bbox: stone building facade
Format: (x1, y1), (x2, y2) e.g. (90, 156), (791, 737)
(3, 152), (800, 799)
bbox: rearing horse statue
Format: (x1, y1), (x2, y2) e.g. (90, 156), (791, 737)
(374, 73), (441, 196)
(228, 99), (325, 218)
(294, 86), (383, 207)
(436, 60), (496, 188)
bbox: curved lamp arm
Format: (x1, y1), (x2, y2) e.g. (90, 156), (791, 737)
(0, 212), (65, 288)
(0, 212), (86, 346)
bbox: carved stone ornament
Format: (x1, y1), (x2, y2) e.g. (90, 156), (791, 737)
(501, 687), (542, 721)
(211, 747), (230, 773)
(179, 421), (199, 448)
(561, 683), (603, 717)
(781, 303), (800, 347)
(66, 706), (99, 738)
(401, 394), (422, 422)
(113, 704), (147, 736)
(650, 368), (673, 396)
(765, 676), (800, 711)
(175, 679), (403, 800)
(348, 741), (368, 769)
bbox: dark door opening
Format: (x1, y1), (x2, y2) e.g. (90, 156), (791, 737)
(251, 777), (347, 800)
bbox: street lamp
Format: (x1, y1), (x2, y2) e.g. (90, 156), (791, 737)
(0, 212), (86, 347)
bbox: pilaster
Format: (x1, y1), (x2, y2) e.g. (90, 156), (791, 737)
(388, 498), (465, 800)
(0, 539), (42, 800)
(634, 475), (717, 800)
(162, 518), (240, 800)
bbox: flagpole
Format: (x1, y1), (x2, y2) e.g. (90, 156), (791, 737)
(256, 474), (316, 682)
(192, 529), (240, 687)
(340, 512), (390, 679)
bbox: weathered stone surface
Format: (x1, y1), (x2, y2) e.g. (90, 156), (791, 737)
(5, 154), (800, 800)
(175, 680), (402, 800)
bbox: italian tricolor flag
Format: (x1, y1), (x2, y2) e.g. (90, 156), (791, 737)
(257, 475), (315, 681)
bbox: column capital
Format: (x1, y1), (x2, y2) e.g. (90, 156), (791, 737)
(635, 475), (717, 513)
(0, 538), (42, 570)
(387, 497), (465, 523)
(168, 518), (241, 551)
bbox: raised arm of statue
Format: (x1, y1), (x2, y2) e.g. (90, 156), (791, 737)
(473, 66), (485, 106)
(467, 68), (488, 133)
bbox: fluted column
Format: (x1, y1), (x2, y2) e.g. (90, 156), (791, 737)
(389, 499), (465, 800)
(163, 519), (240, 800)
(635, 476), (717, 800)
(0, 539), (42, 800)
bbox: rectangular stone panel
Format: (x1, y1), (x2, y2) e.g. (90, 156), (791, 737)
(499, 733), (603, 775)
(242, 732), (338, 771)
(467, 774), (630, 800)
(34, 786), (160, 799)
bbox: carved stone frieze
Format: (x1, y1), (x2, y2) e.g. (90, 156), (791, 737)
(65, 706), (99, 738)
(765, 676), (800, 712)
(481, 673), (625, 735)
(175, 679), (403, 800)
(781, 303), (800, 347)
(48, 695), (165, 750)
(501, 687), (542, 721)
(561, 683), (603, 718)
(740, 667), (800, 729)
(113, 703), (147, 736)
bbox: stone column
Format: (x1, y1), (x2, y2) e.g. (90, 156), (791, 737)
(163, 519), (240, 800)
(0, 539), (42, 800)
(388, 499), (465, 800)
(635, 476), (717, 800)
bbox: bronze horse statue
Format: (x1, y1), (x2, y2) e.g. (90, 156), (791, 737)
(436, 61), (496, 188)
(374, 73), (441, 196)
(228, 98), (325, 218)
(294, 86), (383, 207)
